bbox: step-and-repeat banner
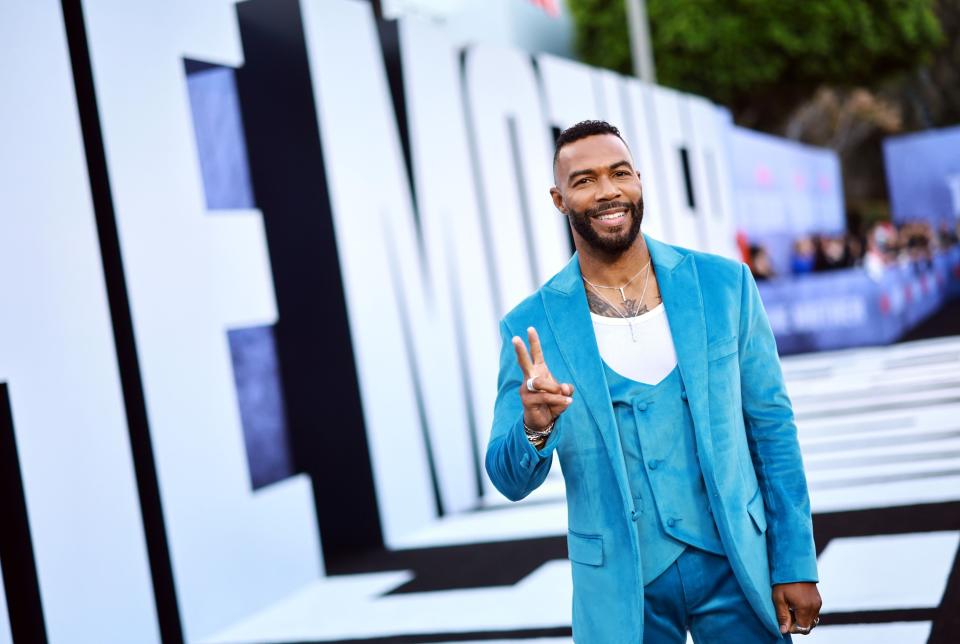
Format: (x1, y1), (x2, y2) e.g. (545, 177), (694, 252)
(884, 125), (960, 226)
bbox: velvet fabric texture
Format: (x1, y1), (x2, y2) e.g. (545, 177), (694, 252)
(605, 363), (725, 583)
(644, 547), (792, 643)
(486, 236), (818, 643)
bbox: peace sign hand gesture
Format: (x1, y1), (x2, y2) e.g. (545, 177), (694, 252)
(512, 327), (575, 432)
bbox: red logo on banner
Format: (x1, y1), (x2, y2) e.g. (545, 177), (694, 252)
(755, 165), (773, 187)
(529, 0), (560, 17)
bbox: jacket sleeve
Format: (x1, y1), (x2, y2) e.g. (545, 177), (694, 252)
(738, 263), (819, 585)
(485, 319), (563, 501)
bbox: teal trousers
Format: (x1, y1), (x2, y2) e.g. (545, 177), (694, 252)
(643, 547), (790, 643)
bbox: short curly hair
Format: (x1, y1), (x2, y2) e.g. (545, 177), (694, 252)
(553, 120), (626, 169)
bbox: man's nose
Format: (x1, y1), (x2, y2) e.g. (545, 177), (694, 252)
(596, 175), (621, 200)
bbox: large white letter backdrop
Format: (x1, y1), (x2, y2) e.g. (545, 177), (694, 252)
(79, 0), (321, 640)
(0, 1), (159, 642)
(0, 0), (741, 640)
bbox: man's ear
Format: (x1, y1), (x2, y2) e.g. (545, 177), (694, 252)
(550, 186), (566, 214)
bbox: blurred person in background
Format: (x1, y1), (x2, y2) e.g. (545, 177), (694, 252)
(750, 244), (776, 281)
(902, 220), (934, 269)
(486, 120), (820, 643)
(938, 220), (959, 248)
(791, 236), (816, 275)
(815, 235), (849, 272)
(844, 234), (864, 268)
(864, 223), (897, 279)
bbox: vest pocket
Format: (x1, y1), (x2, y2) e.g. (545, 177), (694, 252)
(567, 530), (604, 566)
(747, 488), (768, 534)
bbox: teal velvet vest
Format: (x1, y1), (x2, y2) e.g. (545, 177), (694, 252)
(605, 363), (724, 584)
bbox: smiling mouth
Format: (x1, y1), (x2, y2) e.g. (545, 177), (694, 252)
(594, 208), (628, 223)
(597, 210), (627, 221)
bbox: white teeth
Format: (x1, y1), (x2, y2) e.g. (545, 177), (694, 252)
(597, 211), (625, 221)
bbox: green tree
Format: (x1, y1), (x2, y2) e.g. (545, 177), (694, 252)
(569, 0), (944, 127)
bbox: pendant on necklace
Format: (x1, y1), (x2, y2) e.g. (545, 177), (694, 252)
(630, 320), (642, 342)
(618, 287), (627, 302)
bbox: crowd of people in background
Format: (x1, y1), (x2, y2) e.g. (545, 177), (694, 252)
(746, 219), (960, 281)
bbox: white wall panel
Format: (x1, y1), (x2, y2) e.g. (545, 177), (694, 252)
(79, 1), (321, 639)
(593, 69), (628, 135)
(621, 79), (669, 243)
(464, 45), (571, 312)
(301, 0), (478, 543)
(537, 54), (600, 131)
(0, 2), (159, 641)
(685, 96), (738, 258)
(650, 85), (702, 249)
(399, 17), (504, 500)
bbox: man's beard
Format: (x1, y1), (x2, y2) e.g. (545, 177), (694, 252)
(567, 197), (644, 256)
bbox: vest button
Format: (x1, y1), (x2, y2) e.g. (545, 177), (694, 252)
(680, 390), (688, 401)
(636, 402), (648, 412)
(667, 517), (678, 527)
(648, 459), (660, 470)
(631, 510), (639, 522)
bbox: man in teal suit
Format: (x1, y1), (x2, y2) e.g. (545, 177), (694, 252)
(486, 121), (821, 642)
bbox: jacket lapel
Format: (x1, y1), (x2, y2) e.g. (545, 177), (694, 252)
(540, 255), (633, 511)
(648, 236), (716, 463)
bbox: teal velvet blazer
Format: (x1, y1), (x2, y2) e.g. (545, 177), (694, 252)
(486, 236), (818, 642)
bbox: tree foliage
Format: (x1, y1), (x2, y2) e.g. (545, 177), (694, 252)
(568, 0), (944, 112)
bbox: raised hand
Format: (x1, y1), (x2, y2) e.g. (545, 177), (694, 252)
(512, 327), (575, 431)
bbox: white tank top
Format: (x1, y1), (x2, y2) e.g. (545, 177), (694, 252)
(590, 303), (678, 385)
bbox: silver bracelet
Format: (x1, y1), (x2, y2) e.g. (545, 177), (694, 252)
(524, 419), (555, 443)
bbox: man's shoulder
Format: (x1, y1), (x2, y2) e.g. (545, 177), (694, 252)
(666, 242), (746, 282)
(500, 253), (579, 331)
(500, 290), (548, 334)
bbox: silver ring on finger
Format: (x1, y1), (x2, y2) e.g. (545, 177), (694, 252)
(793, 625), (812, 635)
(526, 376), (539, 393)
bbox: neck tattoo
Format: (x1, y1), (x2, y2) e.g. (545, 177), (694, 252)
(581, 260), (650, 302)
(583, 262), (657, 342)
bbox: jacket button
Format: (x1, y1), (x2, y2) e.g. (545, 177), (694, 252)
(631, 510), (639, 522)
(680, 390), (688, 401)
(666, 518), (678, 527)
(648, 459), (659, 470)
(636, 402), (648, 412)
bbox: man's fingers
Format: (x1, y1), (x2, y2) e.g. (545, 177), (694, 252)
(511, 336), (534, 376)
(526, 392), (573, 409)
(773, 592), (792, 635)
(524, 375), (562, 395)
(792, 603), (816, 633)
(527, 327), (545, 365)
